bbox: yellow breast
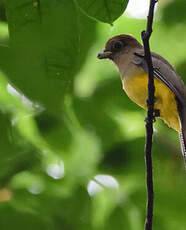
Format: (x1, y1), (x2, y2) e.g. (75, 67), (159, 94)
(122, 68), (180, 132)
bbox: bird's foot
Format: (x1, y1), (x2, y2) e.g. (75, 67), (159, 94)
(153, 109), (160, 117)
(152, 109), (160, 122)
(146, 96), (157, 105)
(144, 109), (160, 123)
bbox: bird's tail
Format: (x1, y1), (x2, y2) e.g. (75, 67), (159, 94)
(178, 104), (186, 168)
(179, 131), (186, 166)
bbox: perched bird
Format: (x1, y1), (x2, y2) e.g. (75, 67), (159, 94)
(97, 34), (186, 165)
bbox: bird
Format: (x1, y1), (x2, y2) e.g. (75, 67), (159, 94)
(97, 34), (186, 166)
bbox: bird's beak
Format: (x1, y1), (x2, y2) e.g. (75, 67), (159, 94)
(97, 50), (112, 59)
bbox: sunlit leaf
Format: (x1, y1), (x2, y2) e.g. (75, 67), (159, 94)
(75, 0), (129, 24)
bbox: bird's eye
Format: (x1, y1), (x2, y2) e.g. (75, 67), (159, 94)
(111, 41), (123, 52)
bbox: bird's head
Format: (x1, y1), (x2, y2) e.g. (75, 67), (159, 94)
(97, 34), (142, 62)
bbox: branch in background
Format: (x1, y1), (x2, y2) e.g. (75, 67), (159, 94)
(141, 0), (157, 230)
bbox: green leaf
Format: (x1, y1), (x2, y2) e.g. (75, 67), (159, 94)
(0, 203), (55, 230)
(75, 0), (129, 24)
(5, 0), (96, 116)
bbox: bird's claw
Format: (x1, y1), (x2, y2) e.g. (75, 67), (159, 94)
(153, 109), (160, 118)
(144, 109), (160, 123)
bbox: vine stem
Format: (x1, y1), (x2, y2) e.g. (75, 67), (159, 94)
(141, 0), (157, 230)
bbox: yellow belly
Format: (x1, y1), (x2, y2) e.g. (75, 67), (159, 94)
(122, 70), (180, 132)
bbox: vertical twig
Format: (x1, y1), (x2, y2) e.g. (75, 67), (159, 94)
(141, 0), (157, 230)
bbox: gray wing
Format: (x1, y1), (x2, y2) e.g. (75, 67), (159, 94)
(133, 49), (186, 106)
(133, 49), (186, 166)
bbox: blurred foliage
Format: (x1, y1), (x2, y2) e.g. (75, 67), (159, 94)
(162, 0), (186, 26)
(0, 0), (185, 229)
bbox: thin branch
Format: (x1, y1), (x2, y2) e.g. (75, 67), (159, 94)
(141, 1), (157, 230)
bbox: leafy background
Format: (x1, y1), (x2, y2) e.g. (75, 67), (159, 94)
(0, 0), (186, 229)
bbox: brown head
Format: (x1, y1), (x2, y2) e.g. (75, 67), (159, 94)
(97, 34), (142, 62)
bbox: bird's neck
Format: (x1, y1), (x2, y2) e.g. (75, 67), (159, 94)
(114, 50), (136, 79)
